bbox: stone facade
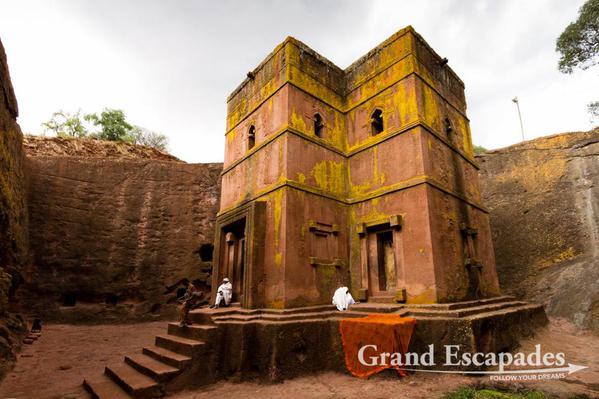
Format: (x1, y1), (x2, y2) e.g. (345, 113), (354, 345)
(213, 27), (500, 309)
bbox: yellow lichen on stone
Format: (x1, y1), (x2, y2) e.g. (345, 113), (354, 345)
(348, 147), (386, 197)
(322, 111), (346, 150)
(273, 189), (283, 248)
(297, 172), (306, 184)
(372, 147), (385, 186)
(407, 288), (436, 304)
(348, 165), (372, 197)
(537, 247), (578, 269)
(312, 161), (327, 191)
(227, 45), (287, 130)
(463, 123), (474, 156)
(289, 68), (342, 108)
(357, 199), (389, 224)
(290, 109), (308, 133)
(315, 264), (337, 287)
(516, 157), (567, 192)
(226, 129), (237, 144)
(310, 160), (346, 195)
(269, 299), (285, 309)
(421, 84), (440, 129)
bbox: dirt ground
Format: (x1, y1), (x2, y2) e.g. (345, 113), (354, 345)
(0, 319), (597, 399)
(0, 322), (166, 399)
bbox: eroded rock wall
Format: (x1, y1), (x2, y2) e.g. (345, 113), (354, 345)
(478, 130), (599, 331)
(0, 38), (28, 379)
(22, 154), (222, 323)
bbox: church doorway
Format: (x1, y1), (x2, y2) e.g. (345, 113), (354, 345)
(221, 218), (246, 304)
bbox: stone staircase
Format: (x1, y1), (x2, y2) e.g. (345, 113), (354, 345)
(83, 317), (218, 399)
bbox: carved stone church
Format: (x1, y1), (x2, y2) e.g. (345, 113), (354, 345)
(212, 26), (500, 309)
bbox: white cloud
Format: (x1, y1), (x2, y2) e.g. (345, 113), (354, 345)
(0, 0), (596, 162)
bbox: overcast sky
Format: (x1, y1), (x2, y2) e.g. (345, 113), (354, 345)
(1, 0), (596, 162)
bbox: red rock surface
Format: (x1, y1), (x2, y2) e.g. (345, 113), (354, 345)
(19, 139), (223, 322)
(478, 129), (599, 332)
(0, 37), (29, 379)
(23, 135), (181, 162)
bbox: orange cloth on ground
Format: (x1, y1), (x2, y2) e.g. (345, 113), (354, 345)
(339, 314), (417, 378)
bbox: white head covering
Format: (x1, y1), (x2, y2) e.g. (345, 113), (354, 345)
(223, 277), (230, 283)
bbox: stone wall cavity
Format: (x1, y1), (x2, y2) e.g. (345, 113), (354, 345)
(23, 155), (223, 323)
(478, 130), (599, 331)
(0, 37), (28, 379)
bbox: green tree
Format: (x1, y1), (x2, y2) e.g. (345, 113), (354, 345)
(42, 110), (89, 138)
(41, 107), (171, 151)
(556, 0), (599, 73)
(85, 108), (134, 142)
(589, 101), (599, 124)
(473, 145), (488, 155)
(130, 126), (169, 151)
(556, 0), (599, 124)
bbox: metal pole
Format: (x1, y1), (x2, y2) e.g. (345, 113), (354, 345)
(512, 97), (525, 141)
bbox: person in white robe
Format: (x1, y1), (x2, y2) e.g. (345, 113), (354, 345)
(212, 277), (233, 308)
(332, 286), (356, 311)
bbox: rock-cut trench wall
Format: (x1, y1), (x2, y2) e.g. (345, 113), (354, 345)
(0, 37), (28, 379)
(22, 152), (223, 323)
(478, 130), (599, 332)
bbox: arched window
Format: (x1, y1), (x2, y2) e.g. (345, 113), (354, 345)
(371, 109), (384, 135)
(248, 125), (256, 150)
(314, 113), (324, 138)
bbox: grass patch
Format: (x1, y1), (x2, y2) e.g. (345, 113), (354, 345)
(443, 387), (547, 399)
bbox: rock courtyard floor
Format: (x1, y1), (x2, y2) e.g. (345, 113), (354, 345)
(0, 318), (597, 399)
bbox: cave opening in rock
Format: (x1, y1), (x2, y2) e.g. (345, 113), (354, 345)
(62, 293), (76, 307)
(197, 243), (214, 262)
(150, 303), (161, 314)
(105, 294), (118, 307)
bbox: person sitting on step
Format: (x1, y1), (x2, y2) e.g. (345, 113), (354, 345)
(332, 286), (356, 311)
(211, 277), (232, 309)
(178, 281), (204, 326)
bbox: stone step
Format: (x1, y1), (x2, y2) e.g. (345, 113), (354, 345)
(190, 304), (336, 322)
(407, 295), (516, 311)
(347, 304), (400, 313)
(125, 353), (181, 382)
(167, 323), (218, 341)
(259, 304), (335, 315)
(367, 295), (398, 304)
(155, 334), (205, 357)
(221, 316), (338, 325)
(212, 311), (335, 323)
(83, 374), (131, 399)
(188, 310), (219, 325)
(411, 303), (545, 322)
(104, 363), (162, 399)
(465, 303), (547, 322)
(142, 346), (192, 369)
(451, 300), (527, 317)
(404, 300), (526, 318)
